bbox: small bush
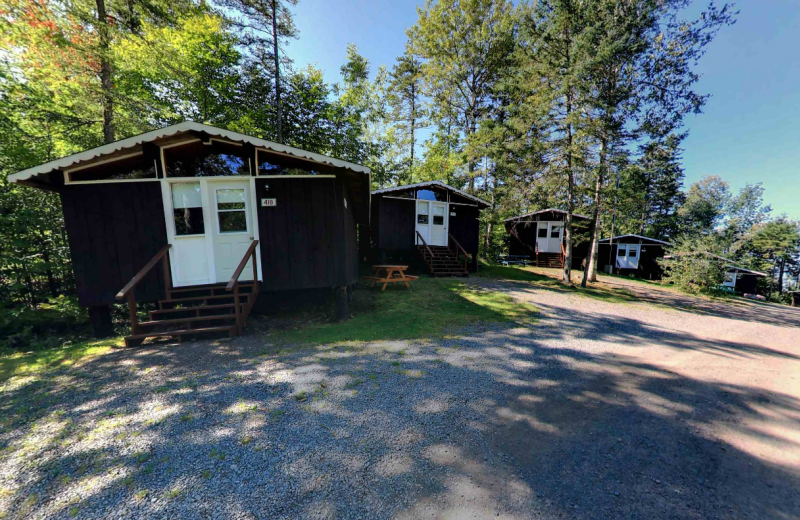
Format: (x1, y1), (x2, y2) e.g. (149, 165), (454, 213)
(0, 296), (90, 350)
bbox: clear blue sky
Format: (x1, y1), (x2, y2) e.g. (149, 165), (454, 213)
(287, 0), (800, 219)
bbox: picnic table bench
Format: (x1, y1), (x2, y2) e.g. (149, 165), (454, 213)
(363, 265), (419, 290)
(499, 255), (531, 266)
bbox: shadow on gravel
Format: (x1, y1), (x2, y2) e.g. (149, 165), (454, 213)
(1, 308), (799, 519)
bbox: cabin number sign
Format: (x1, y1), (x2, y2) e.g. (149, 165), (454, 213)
(261, 198), (277, 207)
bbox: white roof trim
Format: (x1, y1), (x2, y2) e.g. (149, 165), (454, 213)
(8, 121), (370, 183)
(504, 208), (590, 221)
(371, 180), (490, 207)
(724, 266), (768, 277)
(599, 234), (673, 246)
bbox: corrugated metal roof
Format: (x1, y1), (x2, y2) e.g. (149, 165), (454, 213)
(8, 121), (370, 183)
(371, 180), (490, 207)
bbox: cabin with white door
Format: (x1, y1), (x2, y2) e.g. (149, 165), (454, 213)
(370, 181), (490, 276)
(504, 209), (591, 268)
(8, 122), (370, 345)
(598, 234), (673, 280)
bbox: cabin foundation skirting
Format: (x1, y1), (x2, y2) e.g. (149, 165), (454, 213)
(88, 305), (114, 338)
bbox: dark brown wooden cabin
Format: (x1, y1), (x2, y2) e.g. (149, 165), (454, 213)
(8, 122), (370, 345)
(370, 181), (490, 276)
(504, 209), (591, 268)
(598, 234), (673, 280)
(722, 266), (766, 295)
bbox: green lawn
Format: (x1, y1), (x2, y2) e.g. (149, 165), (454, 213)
(475, 263), (642, 304)
(0, 337), (123, 384)
(266, 276), (538, 346)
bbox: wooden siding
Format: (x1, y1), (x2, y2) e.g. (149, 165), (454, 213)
(448, 205), (480, 254)
(60, 182), (168, 307)
(255, 177), (357, 291)
(373, 196), (416, 250)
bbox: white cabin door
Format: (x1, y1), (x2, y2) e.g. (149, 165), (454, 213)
(208, 180), (254, 283)
(429, 202), (448, 246)
(548, 223), (563, 253)
(616, 244), (640, 269)
(536, 222), (549, 252)
(164, 181), (212, 287)
(415, 201), (430, 245)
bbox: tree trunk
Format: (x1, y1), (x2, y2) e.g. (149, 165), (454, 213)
(96, 0), (114, 143)
(582, 137), (606, 287)
(410, 81), (416, 178)
(272, 0), (283, 143)
(778, 257), (785, 294)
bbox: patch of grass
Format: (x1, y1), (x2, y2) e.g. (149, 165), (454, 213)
(166, 487), (181, 499)
(180, 414), (194, 422)
(270, 277), (538, 345)
(201, 470), (212, 479)
(68, 506), (80, 517)
(134, 489), (148, 501)
(0, 337), (123, 383)
(122, 476), (135, 487)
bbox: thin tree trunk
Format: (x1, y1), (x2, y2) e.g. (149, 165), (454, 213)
(410, 81), (416, 177)
(778, 257), (785, 294)
(96, 0), (114, 143)
(272, 0), (283, 143)
(582, 138), (606, 287)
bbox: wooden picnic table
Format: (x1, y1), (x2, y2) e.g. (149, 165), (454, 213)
(363, 265), (419, 290)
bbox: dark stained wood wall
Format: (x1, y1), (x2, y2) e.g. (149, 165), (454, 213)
(597, 239), (667, 280)
(60, 182), (168, 307)
(372, 196), (416, 250)
(254, 177), (358, 291)
(447, 205), (480, 254)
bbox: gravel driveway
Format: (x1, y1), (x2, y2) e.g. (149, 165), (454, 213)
(1, 273), (799, 519)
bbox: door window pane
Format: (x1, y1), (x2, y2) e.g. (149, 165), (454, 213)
(617, 247), (626, 257)
(216, 189), (247, 233)
(432, 205), (445, 225)
(538, 226), (548, 238)
(550, 225), (562, 238)
(172, 183), (204, 236)
(218, 211), (247, 232)
(629, 248), (638, 257)
(417, 202), (429, 224)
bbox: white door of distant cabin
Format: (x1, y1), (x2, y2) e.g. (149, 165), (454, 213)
(616, 244), (640, 269)
(547, 222), (563, 253)
(536, 222), (549, 252)
(208, 180), (254, 283)
(429, 202), (448, 246)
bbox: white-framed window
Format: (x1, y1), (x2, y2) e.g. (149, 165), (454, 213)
(171, 182), (205, 236)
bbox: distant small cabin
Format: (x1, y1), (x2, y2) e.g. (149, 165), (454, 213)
(370, 181), (490, 276)
(504, 209), (591, 268)
(598, 234), (673, 280)
(723, 266), (767, 295)
(8, 122), (370, 344)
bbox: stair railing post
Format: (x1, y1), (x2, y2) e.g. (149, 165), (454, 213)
(127, 292), (139, 336)
(233, 281), (242, 335)
(162, 252), (172, 299)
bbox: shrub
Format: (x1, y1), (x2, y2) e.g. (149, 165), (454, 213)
(659, 238), (726, 296)
(0, 296), (90, 350)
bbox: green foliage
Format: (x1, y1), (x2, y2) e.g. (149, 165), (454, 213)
(659, 238), (726, 296)
(0, 297), (90, 350)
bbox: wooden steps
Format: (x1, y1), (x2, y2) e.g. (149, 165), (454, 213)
(534, 252), (564, 268)
(123, 281), (258, 347)
(416, 245), (469, 277)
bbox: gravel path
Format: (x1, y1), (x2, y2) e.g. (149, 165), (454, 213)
(1, 274), (799, 519)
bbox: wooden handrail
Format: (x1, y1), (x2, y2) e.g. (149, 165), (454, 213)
(116, 244), (172, 300)
(416, 231), (435, 263)
(116, 244), (172, 338)
(226, 240), (260, 291)
(448, 233), (469, 271)
(226, 240), (260, 335)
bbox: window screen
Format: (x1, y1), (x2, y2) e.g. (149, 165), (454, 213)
(172, 183), (205, 236)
